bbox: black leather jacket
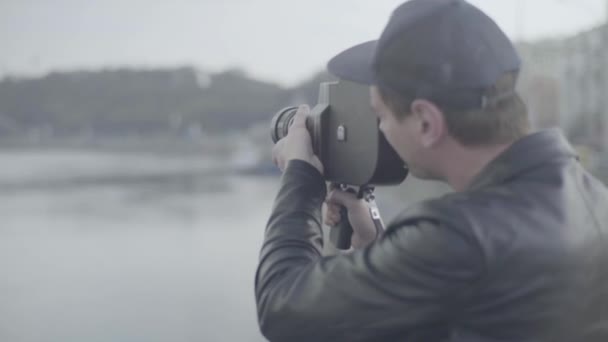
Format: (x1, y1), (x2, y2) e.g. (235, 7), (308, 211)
(255, 130), (608, 341)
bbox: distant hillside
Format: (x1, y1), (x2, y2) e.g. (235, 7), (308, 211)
(0, 67), (333, 137)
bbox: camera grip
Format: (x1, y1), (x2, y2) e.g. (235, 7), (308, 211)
(329, 206), (353, 250)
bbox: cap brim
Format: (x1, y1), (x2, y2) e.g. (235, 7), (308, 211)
(327, 40), (377, 84)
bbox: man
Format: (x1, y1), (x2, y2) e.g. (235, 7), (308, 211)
(255, 0), (608, 341)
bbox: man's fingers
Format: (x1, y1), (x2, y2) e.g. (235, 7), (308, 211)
(326, 202), (340, 215)
(326, 189), (357, 207)
(271, 141), (280, 165)
(324, 213), (341, 227)
(291, 105), (309, 130)
(271, 140), (285, 170)
(323, 201), (343, 227)
(327, 209), (340, 221)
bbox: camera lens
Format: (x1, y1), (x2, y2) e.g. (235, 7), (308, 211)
(270, 106), (298, 143)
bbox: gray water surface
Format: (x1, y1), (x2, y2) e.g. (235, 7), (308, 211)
(0, 150), (276, 342)
(0, 149), (448, 342)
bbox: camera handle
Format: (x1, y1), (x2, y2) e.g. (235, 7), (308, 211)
(329, 184), (385, 250)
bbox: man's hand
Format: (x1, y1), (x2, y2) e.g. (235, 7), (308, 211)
(271, 105), (323, 174)
(324, 188), (379, 249)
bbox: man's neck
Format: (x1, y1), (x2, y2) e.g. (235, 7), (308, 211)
(442, 142), (513, 192)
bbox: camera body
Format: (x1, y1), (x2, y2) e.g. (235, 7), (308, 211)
(271, 80), (407, 186)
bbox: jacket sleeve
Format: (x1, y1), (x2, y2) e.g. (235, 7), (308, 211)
(255, 160), (484, 342)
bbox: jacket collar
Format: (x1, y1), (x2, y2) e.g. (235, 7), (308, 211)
(467, 129), (578, 191)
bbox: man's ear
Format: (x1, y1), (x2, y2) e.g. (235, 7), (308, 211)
(410, 99), (447, 148)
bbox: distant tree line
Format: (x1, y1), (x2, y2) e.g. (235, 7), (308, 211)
(0, 67), (334, 137)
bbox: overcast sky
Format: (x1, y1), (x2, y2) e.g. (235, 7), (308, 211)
(1, 0), (606, 86)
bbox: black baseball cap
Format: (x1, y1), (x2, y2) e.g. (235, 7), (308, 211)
(327, 0), (521, 110)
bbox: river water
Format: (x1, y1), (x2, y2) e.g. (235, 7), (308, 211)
(0, 149), (447, 342)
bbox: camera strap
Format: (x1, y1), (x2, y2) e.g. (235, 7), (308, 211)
(361, 188), (386, 239)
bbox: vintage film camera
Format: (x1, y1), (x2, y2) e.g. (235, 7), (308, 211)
(271, 80), (408, 249)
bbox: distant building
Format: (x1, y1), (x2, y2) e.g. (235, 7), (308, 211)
(516, 23), (608, 150)
(517, 39), (563, 129)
